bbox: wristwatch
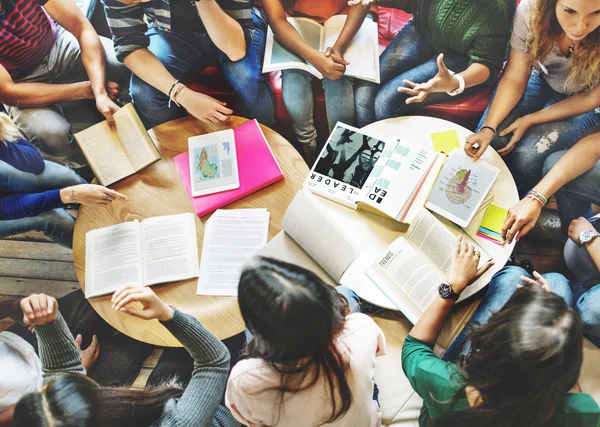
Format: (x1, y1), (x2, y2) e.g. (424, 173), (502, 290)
(579, 229), (600, 246)
(438, 282), (460, 301)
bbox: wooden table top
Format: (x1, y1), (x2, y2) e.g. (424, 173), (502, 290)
(73, 116), (309, 347)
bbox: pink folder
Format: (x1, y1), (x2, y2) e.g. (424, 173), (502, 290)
(174, 119), (285, 217)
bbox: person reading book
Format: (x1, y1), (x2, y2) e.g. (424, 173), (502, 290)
(464, 0), (600, 196)
(0, 114), (127, 248)
(101, 0), (275, 129)
(402, 237), (600, 426)
(502, 132), (600, 243)
(226, 256), (386, 426)
(12, 286), (239, 427)
(262, 0), (374, 164)
(353, 0), (514, 127)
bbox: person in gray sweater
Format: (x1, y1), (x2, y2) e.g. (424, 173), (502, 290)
(12, 288), (240, 427)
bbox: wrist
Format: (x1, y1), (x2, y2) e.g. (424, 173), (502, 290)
(78, 81), (94, 100)
(159, 305), (175, 322)
(525, 112), (541, 126)
(60, 187), (77, 204)
(449, 281), (467, 295)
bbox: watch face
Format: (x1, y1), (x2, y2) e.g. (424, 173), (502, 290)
(439, 283), (451, 298)
(580, 230), (594, 243)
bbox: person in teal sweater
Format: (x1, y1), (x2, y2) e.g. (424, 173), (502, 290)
(402, 236), (600, 427)
(354, 0), (515, 126)
(12, 287), (239, 427)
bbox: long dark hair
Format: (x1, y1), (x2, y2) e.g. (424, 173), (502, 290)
(435, 286), (583, 427)
(13, 373), (182, 427)
(239, 256), (353, 424)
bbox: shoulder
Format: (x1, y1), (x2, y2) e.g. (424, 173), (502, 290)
(563, 393), (600, 416)
(228, 358), (279, 395)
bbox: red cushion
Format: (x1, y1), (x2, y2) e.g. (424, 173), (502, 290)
(190, 6), (493, 132)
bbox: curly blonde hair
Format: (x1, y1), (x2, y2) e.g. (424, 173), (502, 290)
(0, 113), (21, 143)
(527, 0), (600, 94)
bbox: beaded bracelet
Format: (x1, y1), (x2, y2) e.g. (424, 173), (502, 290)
(527, 190), (548, 205)
(71, 187), (79, 204)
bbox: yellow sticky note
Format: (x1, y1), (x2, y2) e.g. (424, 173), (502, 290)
(431, 130), (461, 154)
(480, 204), (508, 234)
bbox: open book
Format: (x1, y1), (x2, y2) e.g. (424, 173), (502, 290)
(258, 189), (489, 322)
(263, 15), (380, 83)
(304, 122), (445, 224)
(85, 213), (200, 298)
(74, 103), (161, 186)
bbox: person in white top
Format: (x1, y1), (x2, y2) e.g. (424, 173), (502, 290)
(226, 256), (387, 427)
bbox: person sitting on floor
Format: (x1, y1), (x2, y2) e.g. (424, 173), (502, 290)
(0, 0), (128, 167)
(0, 291), (153, 427)
(0, 113), (126, 248)
(465, 0), (600, 196)
(12, 286), (239, 427)
(226, 256), (386, 427)
(502, 132), (600, 243)
(404, 236), (600, 426)
(353, 0), (514, 127)
(262, 0), (374, 163)
(101, 0), (275, 129)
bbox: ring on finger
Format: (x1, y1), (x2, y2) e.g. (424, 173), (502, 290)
(104, 194), (113, 200)
(473, 251), (480, 257)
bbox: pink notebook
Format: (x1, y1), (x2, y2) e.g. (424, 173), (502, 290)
(174, 119), (284, 217)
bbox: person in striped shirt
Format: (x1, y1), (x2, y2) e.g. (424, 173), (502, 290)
(0, 0), (130, 168)
(101, 0), (275, 129)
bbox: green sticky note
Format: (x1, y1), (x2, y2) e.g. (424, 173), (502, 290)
(431, 129), (461, 154)
(480, 204), (508, 234)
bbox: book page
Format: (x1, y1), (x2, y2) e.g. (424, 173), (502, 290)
(282, 188), (360, 282)
(115, 104), (160, 171)
(197, 209), (269, 296)
(323, 15), (379, 82)
(85, 221), (144, 298)
(141, 213), (199, 286)
(370, 237), (444, 311)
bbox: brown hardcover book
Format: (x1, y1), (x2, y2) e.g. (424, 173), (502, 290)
(74, 104), (161, 186)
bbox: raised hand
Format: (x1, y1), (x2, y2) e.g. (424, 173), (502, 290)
(111, 286), (174, 322)
(398, 54), (460, 104)
(61, 184), (128, 207)
(178, 88), (233, 124)
(518, 271), (551, 292)
(447, 236), (494, 294)
(20, 294), (58, 326)
(502, 197), (541, 243)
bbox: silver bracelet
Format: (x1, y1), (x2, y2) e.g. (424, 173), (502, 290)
(446, 71), (465, 96)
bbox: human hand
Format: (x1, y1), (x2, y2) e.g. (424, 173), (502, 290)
(347, 0), (375, 6)
(178, 88), (233, 124)
(95, 93), (120, 130)
(20, 294), (58, 326)
(496, 115), (535, 156)
(61, 184), (128, 207)
(447, 236), (494, 294)
(106, 81), (120, 101)
(112, 286), (174, 322)
(313, 52), (346, 80)
(502, 197), (542, 243)
(517, 271), (551, 292)
(464, 127), (494, 160)
(568, 217), (595, 246)
(398, 54), (459, 104)
(324, 46), (350, 67)
(76, 334), (100, 371)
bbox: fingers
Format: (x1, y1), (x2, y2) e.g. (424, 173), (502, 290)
(75, 334), (83, 349)
(112, 287), (146, 311)
(331, 53), (350, 65)
(497, 136), (518, 156)
(499, 122), (514, 138)
(104, 111), (117, 131)
(455, 235), (462, 254)
(213, 112), (229, 122)
(90, 335), (99, 352)
(119, 306), (152, 319)
(333, 62), (345, 72)
(405, 91), (428, 104)
(515, 221), (535, 242)
(47, 296), (57, 318)
(112, 285), (144, 308)
(436, 53), (448, 73)
(29, 294), (42, 316)
(216, 104), (233, 115)
(20, 298), (35, 324)
(104, 188), (128, 200)
(466, 242), (475, 257)
(502, 214), (516, 241)
(475, 260), (495, 279)
(325, 47), (332, 57)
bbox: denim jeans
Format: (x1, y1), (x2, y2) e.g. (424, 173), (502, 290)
(481, 70), (600, 196)
(131, 8), (275, 129)
(5, 27), (130, 168)
(442, 266), (574, 362)
(0, 159), (86, 247)
(354, 20), (479, 127)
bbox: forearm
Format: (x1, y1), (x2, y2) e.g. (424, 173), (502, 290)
(78, 26), (109, 99)
(123, 49), (178, 96)
(457, 63), (490, 89)
(196, 0), (246, 61)
(0, 81), (92, 107)
(481, 76), (527, 128)
(332, 5), (370, 53)
(528, 87), (600, 126)
(408, 296), (455, 345)
(270, 19), (320, 63)
(533, 133), (600, 198)
(36, 313), (85, 379)
(584, 239), (600, 272)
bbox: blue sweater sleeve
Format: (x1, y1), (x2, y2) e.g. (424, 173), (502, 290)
(0, 190), (64, 220)
(0, 138), (45, 174)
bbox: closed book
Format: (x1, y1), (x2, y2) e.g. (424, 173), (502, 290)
(174, 119), (284, 217)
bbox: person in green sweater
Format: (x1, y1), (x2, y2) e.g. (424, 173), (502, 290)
(12, 287), (240, 427)
(353, 0), (515, 127)
(402, 236), (600, 427)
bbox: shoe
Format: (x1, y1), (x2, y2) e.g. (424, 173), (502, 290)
(302, 141), (319, 168)
(505, 255), (518, 267)
(530, 209), (564, 243)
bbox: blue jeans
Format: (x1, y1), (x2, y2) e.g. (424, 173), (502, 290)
(442, 266), (574, 362)
(481, 70), (600, 196)
(354, 20), (479, 127)
(0, 159), (86, 247)
(131, 8), (275, 129)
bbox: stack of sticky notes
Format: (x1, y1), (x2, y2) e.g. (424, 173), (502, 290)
(431, 129), (461, 154)
(477, 204), (508, 245)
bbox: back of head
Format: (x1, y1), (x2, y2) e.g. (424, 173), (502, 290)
(0, 113), (21, 143)
(437, 286), (583, 427)
(14, 373), (182, 427)
(238, 257), (352, 422)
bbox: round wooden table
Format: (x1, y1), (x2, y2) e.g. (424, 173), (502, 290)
(73, 116), (309, 347)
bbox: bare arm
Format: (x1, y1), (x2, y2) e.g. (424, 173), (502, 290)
(527, 85), (600, 126)
(331, 4), (371, 54)
(195, 0), (246, 61)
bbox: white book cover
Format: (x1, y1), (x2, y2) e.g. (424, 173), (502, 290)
(188, 129), (239, 197)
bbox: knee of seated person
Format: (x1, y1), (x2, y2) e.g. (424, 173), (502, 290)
(374, 90), (401, 121)
(543, 272), (573, 302)
(487, 266), (528, 295)
(33, 125), (72, 157)
(38, 209), (75, 232)
(577, 293), (600, 334)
